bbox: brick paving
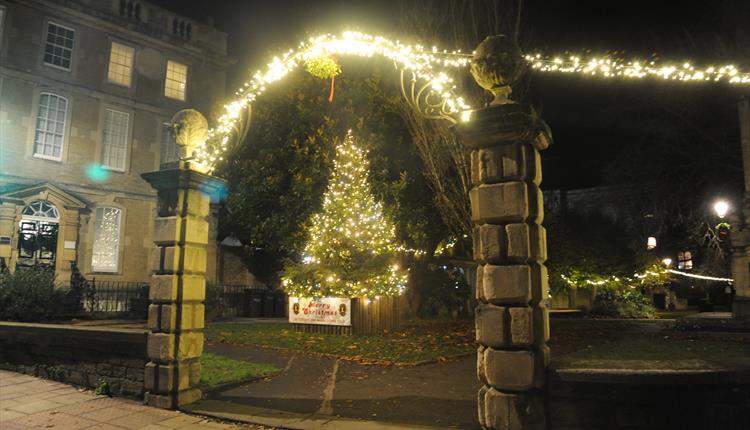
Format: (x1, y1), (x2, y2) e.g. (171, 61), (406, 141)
(0, 370), (270, 430)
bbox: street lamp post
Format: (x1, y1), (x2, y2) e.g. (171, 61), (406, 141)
(714, 200), (729, 219)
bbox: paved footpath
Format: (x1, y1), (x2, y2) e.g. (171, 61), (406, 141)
(0, 370), (269, 430)
(188, 343), (480, 430)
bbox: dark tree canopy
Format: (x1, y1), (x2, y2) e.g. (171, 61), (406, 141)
(216, 64), (449, 283)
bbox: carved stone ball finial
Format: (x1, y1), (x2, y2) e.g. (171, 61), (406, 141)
(470, 35), (525, 106)
(170, 109), (208, 158)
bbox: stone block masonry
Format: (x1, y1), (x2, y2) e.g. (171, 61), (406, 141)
(141, 161), (226, 409)
(548, 368), (750, 430)
(457, 34), (553, 430)
(459, 101), (551, 428)
(0, 322), (147, 397)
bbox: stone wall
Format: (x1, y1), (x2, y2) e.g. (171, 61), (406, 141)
(549, 368), (750, 430)
(543, 185), (636, 222)
(0, 322), (147, 397)
(550, 287), (595, 311)
(218, 246), (256, 286)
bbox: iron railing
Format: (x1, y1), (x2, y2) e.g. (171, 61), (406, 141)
(209, 284), (287, 318)
(64, 262), (149, 318)
(62, 263), (286, 319)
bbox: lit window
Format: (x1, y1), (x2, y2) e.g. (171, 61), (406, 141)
(107, 42), (134, 87)
(43, 22), (75, 70)
(164, 60), (187, 100)
(34, 93), (68, 160)
(22, 201), (60, 221)
(92, 207), (121, 272)
(678, 251), (693, 270)
(160, 122), (183, 164)
(101, 109), (129, 171)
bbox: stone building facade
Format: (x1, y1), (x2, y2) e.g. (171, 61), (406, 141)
(0, 0), (231, 283)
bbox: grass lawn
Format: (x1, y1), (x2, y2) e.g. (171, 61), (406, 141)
(655, 309), (700, 319)
(205, 319), (750, 370)
(204, 321), (475, 364)
(554, 336), (750, 370)
(200, 352), (279, 388)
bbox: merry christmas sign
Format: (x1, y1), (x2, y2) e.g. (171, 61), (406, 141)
(289, 297), (351, 326)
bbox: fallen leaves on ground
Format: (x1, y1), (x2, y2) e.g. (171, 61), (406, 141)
(204, 320), (476, 365)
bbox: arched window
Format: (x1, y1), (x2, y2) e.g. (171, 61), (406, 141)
(22, 200), (60, 222)
(91, 207), (122, 272)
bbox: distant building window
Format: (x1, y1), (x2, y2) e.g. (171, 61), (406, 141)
(44, 22), (75, 70)
(678, 251), (693, 270)
(164, 60), (187, 100)
(101, 109), (129, 171)
(91, 207), (122, 272)
(171, 18), (192, 40)
(160, 123), (183, 164)
(119, 1), (142, 21)
(107, 42), (134, 87)
(33, 93), (68, 160)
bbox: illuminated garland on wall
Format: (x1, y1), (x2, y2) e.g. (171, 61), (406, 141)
(562, 267), (733, 290)
(561, 268), (667, 290)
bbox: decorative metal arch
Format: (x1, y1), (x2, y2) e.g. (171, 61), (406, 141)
(194, 32), (475, 171)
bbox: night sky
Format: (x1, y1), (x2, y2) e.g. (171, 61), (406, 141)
(153, 0), (750, 190)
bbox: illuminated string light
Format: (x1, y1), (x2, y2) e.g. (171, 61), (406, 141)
(525, 52), (750, 85)
(561, 267), (733, 289)
(667, 269), (733, 283)
(281, 130), (408, 298)
(198, 31), (750, 172)
(199, 31), (472, 172)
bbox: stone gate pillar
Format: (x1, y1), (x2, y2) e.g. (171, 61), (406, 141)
(731, 96), (750, 318)
(141, 161), (225, 409)
(456, 35), (552, 430)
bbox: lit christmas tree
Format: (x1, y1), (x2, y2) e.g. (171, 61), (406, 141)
(282, 130), (408, 298)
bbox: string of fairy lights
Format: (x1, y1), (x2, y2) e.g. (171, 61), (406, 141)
(196, 31), (472, 171)
(191, 32), (742, 299)
(281, 130), (408, 298)
(561, 267), (733, 290)
(667, 269), (733, 283)
(525, 53), (750, 85)
(194, 31), (750, 173)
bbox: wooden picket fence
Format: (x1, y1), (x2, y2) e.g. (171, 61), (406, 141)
(293, 296), (401, 335)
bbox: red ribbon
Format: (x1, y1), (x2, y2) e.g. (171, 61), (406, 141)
(328, 74), (335, 103)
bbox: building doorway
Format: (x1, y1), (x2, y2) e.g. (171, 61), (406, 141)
(17, 200), (60, 269)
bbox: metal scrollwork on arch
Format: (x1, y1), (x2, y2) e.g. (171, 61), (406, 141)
(399, 68), (462, 124)
(193, 32), (476, 171)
